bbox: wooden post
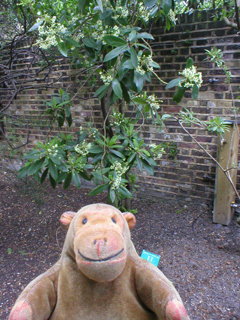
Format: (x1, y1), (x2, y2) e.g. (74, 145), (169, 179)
(213, 121), (240, 225)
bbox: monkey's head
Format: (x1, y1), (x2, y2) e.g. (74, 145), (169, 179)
(60, 204), (136, 282)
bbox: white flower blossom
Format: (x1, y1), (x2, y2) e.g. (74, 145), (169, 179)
(168, 9), (177, 24)
(179, 65), (202, 88)
(74, 140), (91, 156)
(99, 69), (114, 85)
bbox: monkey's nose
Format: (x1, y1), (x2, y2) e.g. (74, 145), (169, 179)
(93, 238), (107, 245)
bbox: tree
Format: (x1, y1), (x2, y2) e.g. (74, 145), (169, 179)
(1, 0), (240, 210)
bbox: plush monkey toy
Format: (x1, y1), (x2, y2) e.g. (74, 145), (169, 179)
(9, 203), (189, 320)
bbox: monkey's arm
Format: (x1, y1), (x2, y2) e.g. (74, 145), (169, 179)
(9, 261), (61, 320)
(134, 259), (189, 320)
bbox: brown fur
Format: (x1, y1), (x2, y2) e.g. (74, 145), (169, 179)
(9, 204), (189, 320)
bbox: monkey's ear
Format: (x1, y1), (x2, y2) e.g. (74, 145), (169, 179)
(123, 212), (136, 230)
(60, 211), (76, 229)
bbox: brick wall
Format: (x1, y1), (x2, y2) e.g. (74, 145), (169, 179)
(1, 10), (240, 205)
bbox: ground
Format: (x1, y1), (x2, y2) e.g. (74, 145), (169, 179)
(0, 176), (240, 320)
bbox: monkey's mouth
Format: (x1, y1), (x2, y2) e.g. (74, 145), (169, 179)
(78, 248), (124, 262)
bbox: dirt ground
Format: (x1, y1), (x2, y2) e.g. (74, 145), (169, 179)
(0, 176), (240, 320)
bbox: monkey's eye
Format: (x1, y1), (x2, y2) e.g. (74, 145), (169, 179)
(82, 218), (87, 225)
(111, 217), (117, 224)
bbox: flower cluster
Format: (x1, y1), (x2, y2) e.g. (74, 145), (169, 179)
(174, 0), (192, 14)
(74, 140), (91, 156)
(36, 16), (67, 50)
(110, 112), (125, 127)
(110, 161), (129, 190)
(149, 143), (166, 159)
(99, 69), (114, 85)
(138, 2), (150, 22)
(147, 94), (161, 112)
(47, 143), (59, 155)
(113, 1), (129, 19)
(179, 66), (202, 88)
(168, 9), (177, 24)
(136, 55), (154, 75)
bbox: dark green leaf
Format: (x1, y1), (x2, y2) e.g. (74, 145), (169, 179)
(83, 38), (97, 49)
(133, 97), (147, 105)
(136, 156), (143, 171)
(17, 164), (31, 179)
(134, 71), (144, 92)
(173, 87), (186, 104)
(27, 157), (45, 175)
(162, 0), (171, 14)
(127, 153), (136, 163)
(103, 35), (127, 47)
(137, 32), (154, 40)
(72, 171), (81, 188)
(78, 169), (91, 181)
(130, 47), (138, 68)
(63, 172), (72, 189)
(118, 186), (132, 198)
(112, 79), (123, 99)
(65, 106), (71, 117)
(56, 172), (68, 183)
(109, 188), (116, 202)
(49, 174), (57, 188)
(49, 154), (61, 165)
(192, 84), (199, 100)
(186, 57), (194, 68)
(48, 158), (58, 180)
(89, 145), (103, 154)
(64, 37), (81, 48)
(165, 77), (184, 89)
(57, 42), (68, 57)
(40, 168), (48, 184)
(94, 84), (109, 98)
(142, 160), (154, 175)
(110, 149), (125, 158)
(122, 59), (134, 70)
(89, 183), (109, 196)
(103, 45), (128, 62)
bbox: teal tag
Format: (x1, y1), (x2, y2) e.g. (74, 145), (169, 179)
(141, 250), (160, 267)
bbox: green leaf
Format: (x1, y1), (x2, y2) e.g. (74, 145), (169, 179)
(49, 174), (56, 188)
(109, 188), (116, 203)
(162, 0), (171, 14)
(57, 42), (68, 57)
(27, 157), (45, 175)
(28, 20), (43, 32)
(94, 84), (110, 98)
(64, 37), (81, 48)
(142, 160), (154, 175)
(89, 145), (103, 154)
(136, 156), (143, 171)
(137, 32), (154, 40)
(103, 45), (128, 62)
(78, 169), (91, 181)
(40, 168), (48, 184)
(133, 97), (147, 105)
(83, 38), (97, 49)
(112, 79), (123, 99)
(110, 149), (125, 158)
(118, 186), (132, 198)
(96, 0), (103, 12)
(143, 0), (158, 8)
(18, 164), (31, 179)
(134, 71), (144, 92)
(89, 183), (109, 196)
(48, 158), (58, 180)
(192, 84), (199, 100)
(173, 87), (186, 104)
(130, 47), (138, 68)
(122, 59), (134, 70)
(72, 171), (81, 188)
(103, 35), (127, 47)
(165, 77), (184, 89)
(186, 57), (194, 68)
(63, 172), (72, 189)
